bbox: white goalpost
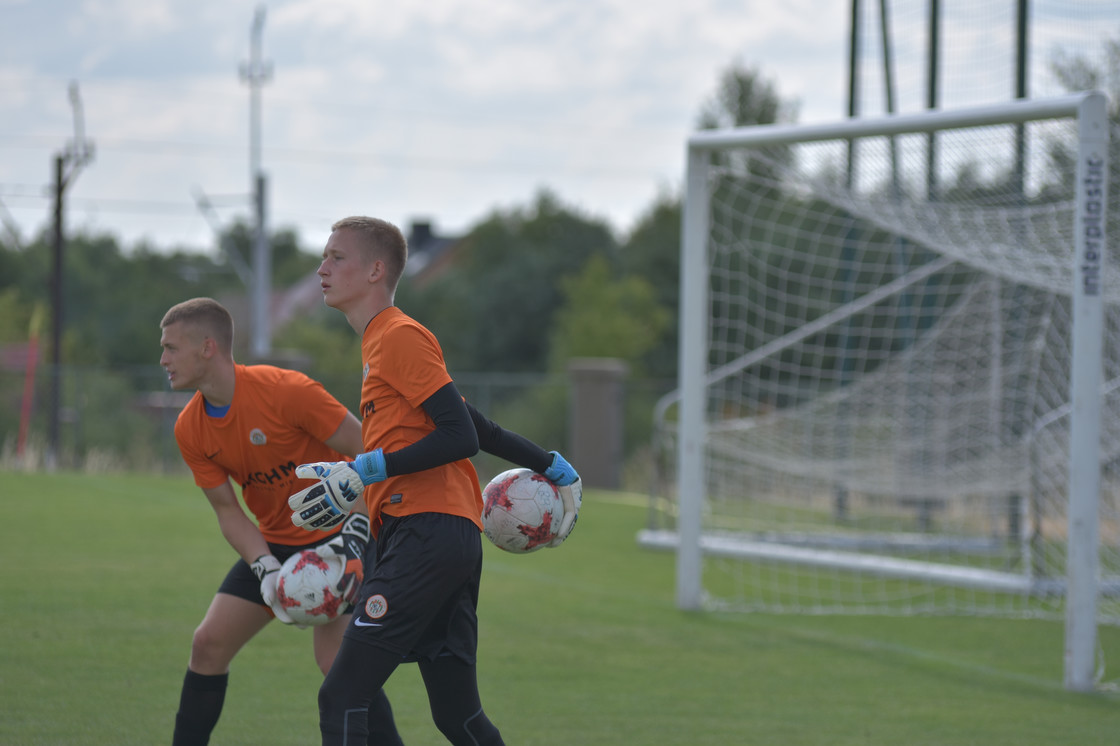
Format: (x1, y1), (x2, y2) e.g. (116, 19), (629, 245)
(642, 92), (1114, 691)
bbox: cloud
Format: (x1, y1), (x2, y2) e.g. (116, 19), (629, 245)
(0, 0), (1114, 251)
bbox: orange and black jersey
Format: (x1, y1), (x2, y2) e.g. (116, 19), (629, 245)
(174, 364), (351, 545)
(358, 307), (481, 528)
(358, 307), (555, 532)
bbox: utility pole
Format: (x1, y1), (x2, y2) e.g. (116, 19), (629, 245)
(48, 81), (95, 470)
(192, 187), (253, 286)
(240, 5), (273, 360)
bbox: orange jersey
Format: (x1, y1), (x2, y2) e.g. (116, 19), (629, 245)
(174, 364), (352, 545)
(359, 306), (483, 531)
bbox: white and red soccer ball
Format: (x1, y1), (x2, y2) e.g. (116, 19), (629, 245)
(481, 468), (565, 553)
(276, 549), (347, 626)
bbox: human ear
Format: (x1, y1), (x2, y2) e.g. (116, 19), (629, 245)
(368, 259), (385, 284)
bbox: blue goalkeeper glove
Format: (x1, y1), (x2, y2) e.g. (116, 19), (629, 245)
(543, 451), (579, 486)
(289, 451), (387, 531)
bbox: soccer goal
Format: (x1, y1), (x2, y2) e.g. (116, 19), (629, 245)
(641, 92), (1115, 690)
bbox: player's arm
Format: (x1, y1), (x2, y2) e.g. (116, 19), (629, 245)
(289, 382), (479, 529)
(202, 482), (295, 622)
(465, 401), (553, 472)
(383, 381), (479, 473)
(323, 411), (364, 459)
(466, 400), (581, 546)
(202, 482), (271, 564)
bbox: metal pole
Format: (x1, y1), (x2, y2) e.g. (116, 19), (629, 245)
(1013, 0), (1029, 199)
(925, 0), (940, 199)
(846, 0), (860, 189)
(241, 5), (272, 359)
(253, 172), (270, 358)
(48, 154), (64, 470)
(46, 82), (94, 470)
(1065, 91), (1108, 692)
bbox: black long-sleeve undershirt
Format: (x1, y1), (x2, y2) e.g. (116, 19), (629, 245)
(380, 381), (553, 478)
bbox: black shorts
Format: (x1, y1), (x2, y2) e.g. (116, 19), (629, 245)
(216, 534), (372, 613)
(345, 512), (483, 665)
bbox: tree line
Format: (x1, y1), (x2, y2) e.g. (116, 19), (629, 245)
(1, 39), (1114, 472)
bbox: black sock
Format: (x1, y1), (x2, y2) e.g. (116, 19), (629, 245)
(172, 669), (229, 746)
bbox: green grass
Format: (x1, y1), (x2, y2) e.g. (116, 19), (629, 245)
(2, 470), (1120, 745)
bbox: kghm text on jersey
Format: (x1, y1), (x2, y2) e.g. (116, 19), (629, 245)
(241, 461), (300, 489)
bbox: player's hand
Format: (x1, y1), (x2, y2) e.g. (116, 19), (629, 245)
(550, 478), (582, 547)
(251, 554), (296, 624)
(289, 456), (381, 531)
(541, 451), (582, 547)
(543, 451), (578, 486)
(315, 513), (369, 605)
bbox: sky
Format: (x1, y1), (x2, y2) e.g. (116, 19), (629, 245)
(0, 0), (1116, 255)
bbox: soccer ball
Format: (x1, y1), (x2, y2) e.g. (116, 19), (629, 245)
(276, 549), (347, 626)
(481, 468), (563, 553)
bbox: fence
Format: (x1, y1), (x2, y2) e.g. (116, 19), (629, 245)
(0, 363), (671, 488)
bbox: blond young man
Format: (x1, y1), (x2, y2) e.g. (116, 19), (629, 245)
(160, 297), (401, 746)
(288, 217), (581, 745)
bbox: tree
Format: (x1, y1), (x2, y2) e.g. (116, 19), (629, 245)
(697, 59), (798, 130)
(401, 190), (618, 374)
(619, 193), (682, 380)
(548, 254), (669, 373)
(1050, 37), (1120, 119)
(219, 219), (320, 287)
(621, 62), (797, 383)
(1043, 36), (1120, 206)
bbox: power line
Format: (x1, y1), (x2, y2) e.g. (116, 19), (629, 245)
(0, 137), (663, 180)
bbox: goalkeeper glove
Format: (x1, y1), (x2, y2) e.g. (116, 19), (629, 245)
(541, 451), (582, 548)
(543, 451), (578, 486)
(315, 513), (369, 605)
(251, 554), (296, 625)
(289, 452), (386, 531)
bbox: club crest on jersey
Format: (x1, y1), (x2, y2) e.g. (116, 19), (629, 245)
(249, 428), (267, 445)
(365, 594), (388, 619)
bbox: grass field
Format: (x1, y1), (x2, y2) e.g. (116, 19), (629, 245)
(3, 469), (1120, 745)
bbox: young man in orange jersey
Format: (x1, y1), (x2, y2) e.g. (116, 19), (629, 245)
(160, 297), (402, 746)
(287, 217), (581, 745)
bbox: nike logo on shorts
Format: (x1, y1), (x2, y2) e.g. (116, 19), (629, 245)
(354, 618), (383, 627)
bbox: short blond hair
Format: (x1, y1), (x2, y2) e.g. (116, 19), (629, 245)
(161, 297), (234, 355)
(331, 216), (409, 293)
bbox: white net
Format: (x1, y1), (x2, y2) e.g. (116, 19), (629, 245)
(649, 105), (1120, 623)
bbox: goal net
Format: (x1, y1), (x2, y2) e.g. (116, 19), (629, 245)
(642, 93), (1116, 689)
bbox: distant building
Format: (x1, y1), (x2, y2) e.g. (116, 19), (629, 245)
(404, 220), (465, 287)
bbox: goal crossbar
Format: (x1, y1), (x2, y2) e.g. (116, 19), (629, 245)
(687, 93), (1092, 151)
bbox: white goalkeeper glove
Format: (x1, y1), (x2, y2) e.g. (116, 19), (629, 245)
(314, 513), (369, 605)
(542, 451), (582, 548)
(289, 451), (386, 531)
(251, 554), (296, 625)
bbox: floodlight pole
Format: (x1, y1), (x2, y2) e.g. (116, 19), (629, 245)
(47, 81), (94, 471)
(240, 5), (273, 360)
